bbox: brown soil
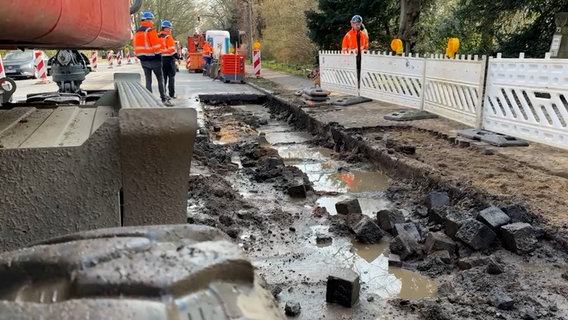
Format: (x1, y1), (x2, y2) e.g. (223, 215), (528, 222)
(381, 128), (568, 237)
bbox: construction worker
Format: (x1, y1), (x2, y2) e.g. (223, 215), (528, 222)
(202, 40), (212, 73)
(132, 11), (172, 106)
(342, 15), (369, 88)
(158, 20), (179, 99)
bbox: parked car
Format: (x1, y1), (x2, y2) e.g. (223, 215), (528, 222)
(3, 50), (51, 79)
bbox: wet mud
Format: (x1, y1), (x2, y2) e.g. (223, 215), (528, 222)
(190, 94), (568, 319)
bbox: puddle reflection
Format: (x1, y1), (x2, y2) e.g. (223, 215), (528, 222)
(322, 238), (437, 299)
(296, 166), (389, 193)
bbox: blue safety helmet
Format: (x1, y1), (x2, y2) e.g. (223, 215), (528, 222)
(351, 15), (363, 23)
(161, 20), (172, 28)
(141, 12), (155, 21)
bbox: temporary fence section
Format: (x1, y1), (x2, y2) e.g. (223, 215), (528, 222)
(319, 50), (568, 150)
(360, 51), (425, 110)
(423, 54), (486, 128)
(319, 51), (358, 96)
(483, 53), (568, 150)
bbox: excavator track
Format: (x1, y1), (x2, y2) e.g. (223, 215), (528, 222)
(0, 224), (285, 320)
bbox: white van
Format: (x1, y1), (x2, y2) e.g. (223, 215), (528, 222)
(205, 30), (230, 59)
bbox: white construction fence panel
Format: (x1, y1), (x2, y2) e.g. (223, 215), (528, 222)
(319, 51), (358, 96)
(483, 53), (568, 150)
(423, 54), (486, 127)
(360, 52), (425, 109)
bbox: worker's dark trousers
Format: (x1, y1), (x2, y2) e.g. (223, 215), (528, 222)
(141, 59), (167, 101)
(162, 57), (176, 98)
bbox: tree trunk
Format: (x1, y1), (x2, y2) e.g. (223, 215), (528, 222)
(398, 0), (422, 52)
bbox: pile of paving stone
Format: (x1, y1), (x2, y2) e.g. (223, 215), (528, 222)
(295, 87), (331, 107)
(331, 192), (541, 271)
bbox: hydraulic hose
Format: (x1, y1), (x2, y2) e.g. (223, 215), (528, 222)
(130, 0), (143, 14)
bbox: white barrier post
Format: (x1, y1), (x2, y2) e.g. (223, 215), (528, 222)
(91, 51), (98, 72)
(126, 49), (132, 64)
(117, 51), (122, 67)
(253, 49), (261, 77)
(34, 50), (49, 84)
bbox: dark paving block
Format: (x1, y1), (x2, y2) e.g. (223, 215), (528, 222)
(326, 269), (360, 308)
(352, 216), (384, 244)
(445, 212), (469, 239)
(393, 223), (422, 242)
(477, 206), (511, 230)
(284, 302), (301, 316)
(388, 254), (402, 267)
(377, 209), (405, 233)
(500, 222), (538, 253)
(425, 232), (456, 254)
(335, 198), (362, 215)
(455, 219), (496, 250)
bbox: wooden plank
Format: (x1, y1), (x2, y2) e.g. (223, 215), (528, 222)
(58, 108), (97, 147)
(19, 107), (79, 148)
(91, 106), (114, 135)
(0, 109), (54, 148)
(0, 107), (35, 136)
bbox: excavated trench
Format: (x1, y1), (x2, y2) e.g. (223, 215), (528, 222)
(188, 93), (568, 320)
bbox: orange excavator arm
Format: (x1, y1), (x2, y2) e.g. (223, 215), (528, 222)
(0, 0), (138, 49)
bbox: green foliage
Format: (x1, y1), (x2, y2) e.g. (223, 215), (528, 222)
(497, 0), (568, 57)
(305, 0), (398, 51)
(415, 0), (568, 57)
(261, 60), (313, 76)
(136, 0), (199, 47)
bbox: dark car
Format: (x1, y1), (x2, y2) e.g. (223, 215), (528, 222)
(3, 50), (51, 79)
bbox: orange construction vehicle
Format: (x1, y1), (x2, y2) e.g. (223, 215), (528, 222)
(186, 33), (206, 72)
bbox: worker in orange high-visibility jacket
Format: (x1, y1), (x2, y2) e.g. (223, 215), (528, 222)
(202, 41), (212, 72)
(341, 15), (369, 88)
(158, 20), (180, 99)
(133, 11), (172, 106)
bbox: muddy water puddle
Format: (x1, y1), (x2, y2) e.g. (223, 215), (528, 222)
(307, 226), (436, 299)
(252, 112), (438, 301)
